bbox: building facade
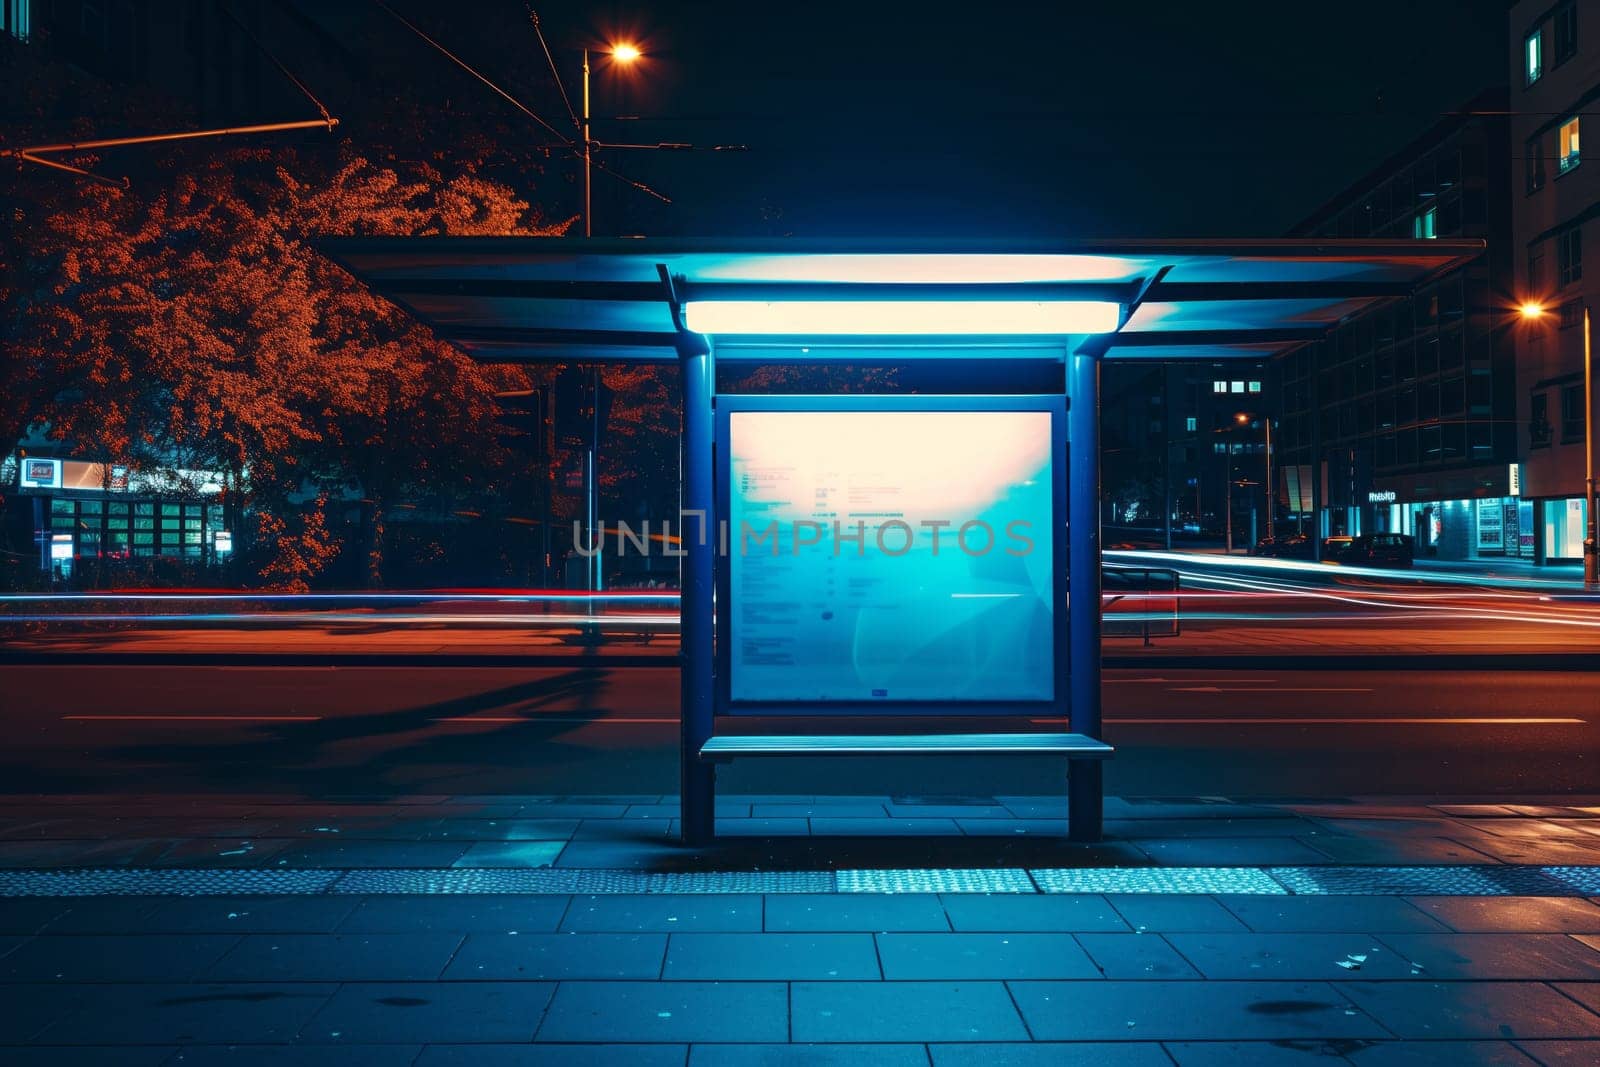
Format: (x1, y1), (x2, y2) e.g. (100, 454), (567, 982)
(1512, 0), (1597, 564)
(1102, 362), (1274, 548)
(1279, 89), (1522, 561)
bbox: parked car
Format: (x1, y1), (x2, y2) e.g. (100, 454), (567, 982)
(1322, 533), (1414, 568)
(1252, 534), (1315, 559)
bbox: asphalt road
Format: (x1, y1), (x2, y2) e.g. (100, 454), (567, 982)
(2, 664), (1595, 798)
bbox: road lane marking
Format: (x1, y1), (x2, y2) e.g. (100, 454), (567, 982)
(62, 714), (321, 721)
(1168, 686), (1372, 693)
(425, 716), (675, 726)
(1106, 678), (1281, 684)
(1035, 716), (1585, 725)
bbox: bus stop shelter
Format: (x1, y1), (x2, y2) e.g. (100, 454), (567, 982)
(325, 237), (1482, 844)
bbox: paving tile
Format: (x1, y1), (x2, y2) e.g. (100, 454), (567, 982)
(1109, 818), (1322, 839)
(1548, 981), (1600, 1014)
(300, 981), (555, 1043)
(1409, 897), (1600, 933)
(1512, 1040), (1600, 1066)
(338, 894), (570, 933)
(1374, 933), (1600, 979)
(206, 932), (464, 981)
(809, 817), (963, 836)
(443, 932), (666, 979)
(664, 932), (878, 979)
(0, 838), (173, 867)
(1136, 837), (1335, 865)
(509, 803), (631, 818)
(562, 894), (761, 932)
(1346, 1040), (1538, 1066)
(1219, 896), (1446, 933)
(1010, 980), (1387, 1041)
(0, 899), (72, 933)
(416, 1046), (688, 1067)
(1163, 932), (1416, 980)
(1076, 933), (1201, 978)
(33, 983), (337, 1044)
(877, 931), (1099, 979)
(425, 818), (581, 840)
(1306, 835), (1499, 864)
(791, 980), (1029, 1042)
(137, 897), (360, 934)
(715, 819), (811, 837)
(1108, 895), (1249, 933)
(416, 1046), (687, 1067)
(691, 1045), (929, 1067)
(751, 804), (889, 818)
(551, 838), (683, 868)
(885, 804), (1016, 819)
(1341, 981), (1600, 1039)
(1166, 1040), (1387, 1065)
(0, 982), (89, 1041)
(955, 819), (1070, 836)
(929, 1044), (1172, 1067)
(941, 893), (1128, 932)
(452, 841), (566, 867)
(162, 1048), (424, 1066)
(271, 841), (471, 867)
(537, 980), (786, 1043)
(0, 933), (239, 982)
(0, 1048), (176, 1066)
(765, 893), (950, 932)
(40, 897), (165, 933)
(1449, 834), (1600, 865)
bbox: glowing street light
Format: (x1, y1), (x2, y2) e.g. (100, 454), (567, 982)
(583, 42), (644, 238)
(1521, 298), (1598, 589)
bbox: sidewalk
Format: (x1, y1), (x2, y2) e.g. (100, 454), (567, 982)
(4, 792), (1600, 1062)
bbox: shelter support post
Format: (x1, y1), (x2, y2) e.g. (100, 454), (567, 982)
(1068, 348), (1104, 843)
(679, 335), (716, 844)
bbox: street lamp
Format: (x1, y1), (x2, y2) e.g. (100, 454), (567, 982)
(1235, 411), (1274, 543)
(582, 42), (641, 238)
(1520, 300), (1598, 590)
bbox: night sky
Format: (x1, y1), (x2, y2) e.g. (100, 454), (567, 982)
(510, 0), (1512, 239)
(279, 1), (1515, 240)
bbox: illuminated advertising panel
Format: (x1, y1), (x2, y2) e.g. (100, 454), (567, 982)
(718, 397), (1062, 711)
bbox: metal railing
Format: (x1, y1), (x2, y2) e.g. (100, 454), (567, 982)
(1102, 565), (1181, 646)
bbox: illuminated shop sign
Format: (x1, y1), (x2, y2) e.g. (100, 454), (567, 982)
(21, 459), (62, 489)
(1367, 490), (1396, 503)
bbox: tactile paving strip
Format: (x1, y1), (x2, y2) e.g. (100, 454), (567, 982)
(1537, 867), (1600, 894)
(332, 869), (835, 894)
(836, 868), (1036, 893)
(0, 867), (340, 897)
(0, 864), (1596, 897)
(1031, 866), (1287, 894)
(1268, 865), (1566, 896)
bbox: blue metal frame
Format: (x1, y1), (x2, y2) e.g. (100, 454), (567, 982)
(712, 392), (1070, 720)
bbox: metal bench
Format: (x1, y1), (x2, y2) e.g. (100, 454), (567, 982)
(700, 732), (1114, 762)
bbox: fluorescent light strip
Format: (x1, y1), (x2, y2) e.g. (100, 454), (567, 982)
(682, 299), (1121, 336)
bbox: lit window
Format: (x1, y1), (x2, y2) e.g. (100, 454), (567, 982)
(1230, 381), (1245, 394)
(1186, 416), (1197, 432)
(1559, 117), (1580, 173)
(1526, 29), (1543, 84)
(1413, 206), (1437, 239)
(1248, 381), (1262, 393)
(1214, 442), (1226, 454)
(1212, 380), (1227, 394)
(2, 0), (29, 40)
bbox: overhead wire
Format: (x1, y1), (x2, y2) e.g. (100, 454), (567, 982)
(372, 0), (669, 202)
